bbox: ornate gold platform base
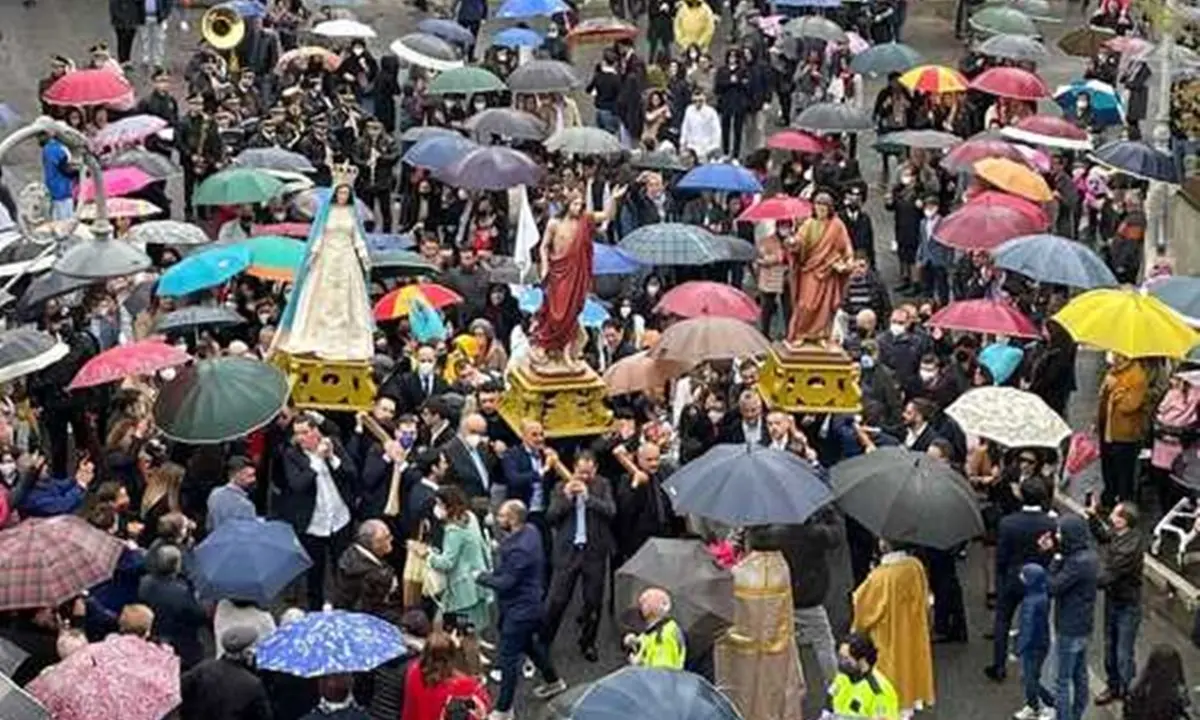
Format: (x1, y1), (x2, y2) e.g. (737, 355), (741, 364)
(758, 342), (862, 414)
(270, 352), (377, 412)
(500, 362), (612, 439)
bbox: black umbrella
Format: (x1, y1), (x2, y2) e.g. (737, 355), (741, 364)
(794, 102), (873, 133)
(482, 255), (537, 285)
(631, 150), (688, 172)
(0, 327), (69, 385)
(103, 148), (180, 178)
(154, 306), (246, 334)
(16, 271), (95, 316)
(54, 234), (154, 280)
(553, 667), (740, 720)
(462, 108), (549, 141)
(831, 447), (984, 549)
(1172, 448), (1200, 492)
(1090, 140), (1181, 184)
(664, 443), (833, 525)
(507, 59), (584, 94)
(370, 250), (441, 277)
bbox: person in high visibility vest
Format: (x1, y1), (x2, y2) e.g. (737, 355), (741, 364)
(622, 588), (687, 670)
(826, 633), (900, 720)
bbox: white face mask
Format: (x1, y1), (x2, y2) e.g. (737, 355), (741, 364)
(919, 368), (937, 382)
(159, 367), (177, 382)
(418, 360), (435, 376)
(258, 313), (272, 325)
(465, 433), (483, 448)
(924, 209), (937, 219)
(619, 306), (632, 318)
(646, 284), (660, 296)
(707, 409), (724, 424)
(889, 323), (906, 337)
(0, 462), (15, 481)
(433, 504), (447, 520)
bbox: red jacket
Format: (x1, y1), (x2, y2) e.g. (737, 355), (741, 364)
(401, 662), (490, 720)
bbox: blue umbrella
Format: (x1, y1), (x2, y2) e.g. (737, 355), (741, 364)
(402, 134), (479, 171)
(1054, 80), (1125, 127)
(496, 0), (568, 17)
(566, 667), (742, 720)
(256, 610), (411, 677)
(417, 18), (476, 46)
(492, 27), (544, 48)
(517, 286), (610, 327)
(664, 443), (833, 525)
(594, 244), (644, 275)
(1091, 140), (1181, 184)
(157, 245), (251, 297)
(979, 342), (1025, 385)
(220, 0), (267, 17)
(365, 232), (417, 252)
(677, 163), (764, 194)
(992, 233), (1117, 289)
(191, 518), (311, 604)
(437, 146), (542, 190)
(1149, 276), (1200, 323)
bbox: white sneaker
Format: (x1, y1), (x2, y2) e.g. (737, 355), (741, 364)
(522, 659), (535, 678)
(488, 712), (514, 720)
(488, 669), (502, 683)
(1037, 708), (1055, 720)
(1013, 706), (1038, 720)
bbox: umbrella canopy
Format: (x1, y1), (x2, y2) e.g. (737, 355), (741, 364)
(1058, 25), (1115, 57)
(438, 146), (543, 190)
(849, 41), (922, 75)
(496, 0), (569, 17)
(568, 16), (639, 44)
(1001, 114), (1093, 151)
(900, 64), (968, 94)
(832, 448), (984, 549)
(27, 635), (179, 720)
(276, 45), (341, 72)
(462, 107), (548, 141)
(650, 316), (771, 363)
(631, 150), (688, 172)
(89, 114), (168, 150)
(390, 33), (463, 72)
(154, 357), (290, 443)
(876, 129), (961, 150)
(969, 6), (1039, 36)
(518, 286), (609, 327)
(126, 220), (210, 246)
(928, 298), (1040, 338)
(1149, 276), (1200, 324)
(256, 221), (312, 238)
(593, 243), (644, 275)
(374, 283), (464, 319)
(427, 66), (507, 95)
(234, 146), (317, 173)
(76, 167), (154, 202)
(716, 234), (756, 262)
(973, 157), (1053, 202)
(664, 443), (833, 525)
(765, 129), (831, 153)
(976, 33), (1048, 62)
(946, 386), (1072, 448)
(17, 271), (94, 316)
(0, 515), (124, 611)
(940, 138), (1031, 172)
(69, 340), (190, 390)
(398, 125), (461, 144)
(371, 249), (441, 275)
(313, 18), (377, 38)
(1054, 80), (1125, 126)
(969, 66), (1049, 100)
(507, 59), (584, 94)
(794, 102), (873, 132)
(0, 328), (69, 385)
(992, 234), (1117, 288)
(1091, 140), (1180, 183)
(192, 518), (312, 604)
(77, 197), (162, 219)
(234, 235), (306, 281)
(737, 195), (812, 222)
(988, 0), (1055, 18)
(617, 223), (725, 266)
(42, 69), (133, 106)
(1053, 288), (1199, 359)
(417, 17), (476, 45)
(654, 281), (760, 322)
(257, 609), (410, 677)
(157, 244), (252, 297)
(966, 189), (1051, 225)
(291, 188), (373, 221)
(154, 305), (246, 333)
(602, 351), (692, 396)
(783, 15), (847, 42)
(402, 134), (479, 170)
(934, 202), (1048, 251)
(678, 163), (763, 193)
(556, 667), (741, 720)
(614, 539), (734, 650)
(193, 167), (285, 206)
(103, 147), (180, 178)
(492, 26), (544, 48)
(545, 126), (623, 155)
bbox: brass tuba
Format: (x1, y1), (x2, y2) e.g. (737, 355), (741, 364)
(202, 5), (245, 51)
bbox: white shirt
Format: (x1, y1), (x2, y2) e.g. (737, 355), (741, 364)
(305, 450), (351, 537)
(904, 422), (928, 449)
(680, 104), (722, 161)
(217, 219), (252, 243)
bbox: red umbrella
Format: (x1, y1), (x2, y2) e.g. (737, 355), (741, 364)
(929, 299), (1040, 338)
(568, 17), (639, 44)
(28, 634), (180, 720)
(968, 67), (1050, 101)
(737, 196), (812, 222)
(1001, 114), (1092, 151)
(654, 281), (761, 322)
(0, 515), (124, 611)
(254, 222), (312, 238)
(766, 129), (831, 154)
(965, 189), (1051, 226)
(42, 68), (134, 107)
(934, 202), (1047, 251)
(940, 138), (1031, 173)
(68, 339), (191, 390)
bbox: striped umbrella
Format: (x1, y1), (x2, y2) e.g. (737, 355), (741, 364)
(373, 283), (463, 320)
(617, 223), (726, 266)
(899, 64), (968, 94)
(90, 114), (169, 150)
(232, 236), (306, 281)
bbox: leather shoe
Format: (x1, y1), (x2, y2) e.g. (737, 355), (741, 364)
(581, 646), (599, 663)
(1094, 689), (1123, 706)
(983, 665), (1006, 682)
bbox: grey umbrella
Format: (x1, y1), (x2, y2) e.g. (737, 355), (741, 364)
(0, 327), (69, 385)
(463, 108), (549, 141)
(155, 306), (246, 333)
(715, 234), (755, 262)
(398, 125), (461, 144)
(507, 59), (584, 94)
(631, 150), (688, 172)
(483, 255), (537, 285)
(544, 126), (622, 155)
(0, 674), (48, 720)
(618, 223), (725, 266)
(876, 129), (962, 150)
(436, 146), (543, 190)
(234, 147), (317, 174)
(102, 147), (180, 178)
(392, 32), (461, 62)
(126, 220), (211, 247)
(850, 41), (923, 75)
(794, 102), (873, 133)
(976, 33), (1049, 63)
(16, 270), (94, 316)
(783, 15), (847, 42)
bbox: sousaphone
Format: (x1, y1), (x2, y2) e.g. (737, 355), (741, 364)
(202, 4), (245, 51)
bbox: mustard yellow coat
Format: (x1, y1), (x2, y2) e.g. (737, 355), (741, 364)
(852, 553), (935, 712)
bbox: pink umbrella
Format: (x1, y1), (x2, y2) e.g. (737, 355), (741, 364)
(941, 138), (1031, 173)
(76, 166), (155, 202)
(845, 31), (870, 54)
(754, 14), (785, 37)
(929, 299), (1040, 338)
(90, 114), (169, 150)
(968, 67), (1050, 101)
(1013, 144), (1051, 173)
(1001, 114), (1092, 151)
(28, 634), (180, 720)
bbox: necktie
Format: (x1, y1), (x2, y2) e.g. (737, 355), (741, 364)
(424, 376), (432, 396)
(573, 492), (587, 547)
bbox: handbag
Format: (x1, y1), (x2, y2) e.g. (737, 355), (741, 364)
(403, 521), (430, 608)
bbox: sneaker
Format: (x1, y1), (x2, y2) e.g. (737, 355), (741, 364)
(488, 669), (502, 683)
(488, 712), (514, 720)
(532, 678), (568, 700)
(1037, 707), (1056, 720)
(522, 659), (535, 678)
(1012, 706), (1038, 720)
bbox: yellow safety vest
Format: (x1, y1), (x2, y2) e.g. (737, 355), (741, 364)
(635, 618), (686, 670)
(829, 669), (900, 719)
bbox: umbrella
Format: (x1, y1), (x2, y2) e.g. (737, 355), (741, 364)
(256, 609), (410, 677)
(992, 233), (1117, 288)
(507, 59), (584, 94)
(631, 150), (688, 172)
(518, 286), (610, 327)
(850, 41), (922, 75)
(554, 667), (740, 720)
(76, 197), (161, 219)
(783, 15), (847, 42)
(655, 281), (760, 322)
(650, 316), (771, 363)
(402, 134), (479, 170)
(276, 45), (340, 73)
(462, 107), (548, 141)
(832, 448), (984, 549)
(946, 386), (1072, 448)
(1091, 140), (1180, 183)
(193, 167), (285, 206)
(716, 234), (756, 262)
(438, 146), (542, 190)
(969, 6), (1039, 36)
(234, 147), (317, 173)
(875, 129), (961, 150)
(126, 220), (210, 246)
(390, 33), (464, 72)
(1000, 114), (1093, 151)
(976, 33), (1049, 62)
(154, 305), (246, 333)
(545, 126), (622, 155)
(615, 539), (734, 647)
(27, 635), (179, 720)
(765, 129), (831, 154)
(617, 223), (725, 266)
(0, 515), (124, 611)
(928, 298), (1040, 338)
(569, 17), (639, 44)
(76, 166), (154, 202)
(602, 351), (691, 396)
(940, 138), (1032, 173)
(157, 244), (252, 297)
(16, 271), (94, 315)
(1053, 288), (1199, 359)
(371, 249), (440, 275)
(496, 0), (569, 18)
(934, 202), (1047, 251)
(1058, 25), (1115, 57)
(427, 66), (507, 95)
(973, 157), (1053, 202)
(417, 18), (476, 46)
(103, 148), (180, 178)
(0, 328), (68, 385)
(399, 125), (461, 144)
(737, 196), (812, 222)
(794, 102), (873, 132)
(678, 163), (763, 193)
(89, 114), (168, 150)
(1105, 35), (1152, 56)
(594, 244), (644, 275)
(969, 66), (1049, 100)
(899, 64), (968, 94)
(492, 27), (544, 48)
(313, 18), (377, 38)
(235, 235), (306, 281)
(256, 221), (312, 238)
(68, 340), (190, 390)
(192, 518), (312, 604)
(988, 0), (1055, 18)
(374, 283), (464, 319)
(1054, 80), (1125, 126)
(41, 69), (133, 106)
(965, 189), (1051, 225)
(223, 0), (268, 17)
(291, 188), (373, 221)
(154, 356), (289, 443)
(483, 255), (537, 285)
(1149, 277), (1200, 324)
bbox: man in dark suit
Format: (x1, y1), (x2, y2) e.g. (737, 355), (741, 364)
(381, 344), (449, 413)
(274, 414), (358, 610)
(901, 398), (941, 453)
(420, 396), (455, 450)
(720, 389), (770, 446)
(594, 320), (635, 372)
(444, 412), (499, 511)
(502, 419), (558, 570)
(543, 450), (616, 662)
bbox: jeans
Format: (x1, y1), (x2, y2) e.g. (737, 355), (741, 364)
(1104, 600), (1141, 695)
(1020, 646), (1055, 710)
(495, 617), (559, 712)
(138, 21), (168, 68)
(794, 606), (838, 688)
(1055, 634), (1090, 720)
(595, 108), (620, 136)
(50, 198), (74, 221)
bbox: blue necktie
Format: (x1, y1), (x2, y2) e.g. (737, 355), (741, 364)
(573, 492), (587, 547)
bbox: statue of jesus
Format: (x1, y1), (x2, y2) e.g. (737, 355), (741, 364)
(785, 191), (854, 345)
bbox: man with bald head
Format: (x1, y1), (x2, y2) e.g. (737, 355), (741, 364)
(445, 412), (499, 509)
(333, 519), (398, 612)
(502, 419), (560, 570)
(613, 442), (680, 567)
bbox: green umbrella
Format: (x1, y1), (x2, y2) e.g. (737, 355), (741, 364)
(969, 6), (1039, 37)
(369, 249), (440, 276)
(985, 0), (1056, 21)
(427, 66), (507, 95)
(230, 236), (306, 281)
(154, 357), (289, 444)
(193, 167), (286, 207)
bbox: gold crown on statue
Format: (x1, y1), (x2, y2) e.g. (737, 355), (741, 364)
(331, 161), (359, 187)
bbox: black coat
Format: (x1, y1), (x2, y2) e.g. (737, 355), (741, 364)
(546, 474), (617, 560)
(181, 657), (273, 720)
(613, 471), (680, 558)
(714, 65), (751, 115)
(379, 371), (449, 414)
(109, 0), (142, 28)
(445, 436), (497, 502)
(138, 574), (207, 669)
(995, 508), (1056, 589)
(273, 443), (358, 535)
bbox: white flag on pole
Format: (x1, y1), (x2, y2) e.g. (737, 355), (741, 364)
(514, 184), (539, 281)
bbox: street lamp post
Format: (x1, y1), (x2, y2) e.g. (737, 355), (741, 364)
(1148, 0), (1177, 261)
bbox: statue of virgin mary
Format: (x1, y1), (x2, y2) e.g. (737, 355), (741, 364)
(272, 164), (375, 362)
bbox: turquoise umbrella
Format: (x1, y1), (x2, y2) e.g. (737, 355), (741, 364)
(157, 245), (252, 297)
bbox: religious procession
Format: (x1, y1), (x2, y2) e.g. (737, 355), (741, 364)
(2, 0), (1200, 718)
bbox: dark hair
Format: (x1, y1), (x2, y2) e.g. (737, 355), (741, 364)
(84, 501), (117, 531)
(416, 448), (446, 476)
(845, 632), (878, 666)
(1114, 502), (1140, 529)
(1019, 476), (1048, 509)
(908, 398), (938, 422)
(436, 484), (471, 521)
(419, 631), (460, 687)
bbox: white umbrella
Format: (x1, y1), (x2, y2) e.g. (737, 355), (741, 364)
(389, 35), (464, 72)
(945, 386), (1072, 449)
(312, 19), (377, 39)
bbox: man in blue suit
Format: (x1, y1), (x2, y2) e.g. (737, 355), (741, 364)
(502, 419), (560, 574)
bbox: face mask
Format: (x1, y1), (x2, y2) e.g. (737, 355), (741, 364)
(399, 430), (417, 449)
(901, 175), (915, 186)
(707, 409), (724, 424)
(465, 433), (483, 448)
(473, 102), (487, 112)
(0, 462), (15, 482)
(159, 367), (177, 382)
(258, 313), (272, 325)
(838, 658), (866, 683)
(859, 354), (875, 371)
(433, 504), (447, 520)
(924, 208), (937, 219)
(889, 323), (906, 337)
(619, 306), (632, 318)
(418, 360), (435, 376)
(646, 284), (660, 296)
(353, 46), (364, 55)
(919, 368), (937, 382)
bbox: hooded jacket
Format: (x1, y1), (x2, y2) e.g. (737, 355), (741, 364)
(1016, 563), (1050, 654)
(1049, 515), (1100, 638)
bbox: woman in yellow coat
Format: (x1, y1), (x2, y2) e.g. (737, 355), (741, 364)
(674, 0), (716, 52)
(852, 543), (935, 716)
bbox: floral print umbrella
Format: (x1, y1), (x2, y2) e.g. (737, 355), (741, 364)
(27, 635), (180, 720)
(945, 386), (1072, 449)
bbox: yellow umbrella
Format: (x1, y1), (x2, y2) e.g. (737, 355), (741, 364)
(1052, 288), (1200, 359)
(973, 157), (1053, 203)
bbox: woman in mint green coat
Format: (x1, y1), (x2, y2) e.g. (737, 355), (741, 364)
(427, 485), (493, 630)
